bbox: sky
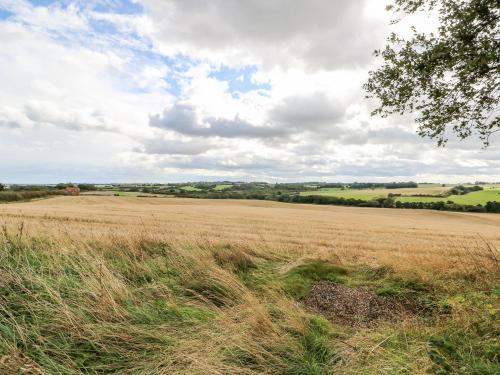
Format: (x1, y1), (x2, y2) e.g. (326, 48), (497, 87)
(0, 0), (499, 184)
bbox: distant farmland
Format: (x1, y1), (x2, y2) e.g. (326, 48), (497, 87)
(396, 188), (500, 205)
(300, 186), (450, 200)
(213, 183), (233, 190)
(301, 185), (500, 205)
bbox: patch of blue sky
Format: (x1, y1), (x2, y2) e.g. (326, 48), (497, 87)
(102, 50), (192, 96)
(0, 8), (13, 20)
(27, 0), (143, 15)
(16, 0), (189, 97)
(117, 53), (194, 96)
(27, 0), (59, 6)
(88, 16), (120, 34)
(161, 75), (182, 96)
(92, 0), (143, 15)
(209, 65), (271, 97)
(156, 54), (199, 96)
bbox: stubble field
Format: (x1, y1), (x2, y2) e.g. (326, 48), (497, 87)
(0, 196), (498, 374)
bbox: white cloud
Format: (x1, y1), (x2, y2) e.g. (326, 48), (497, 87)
(140, 0), (386, 70)
(0, 5), (173, 182)
(0, 0), (498, 183)
(138, 135), (213, 155)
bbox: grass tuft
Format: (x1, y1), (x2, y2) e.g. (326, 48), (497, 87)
(282, 260), (348, 299)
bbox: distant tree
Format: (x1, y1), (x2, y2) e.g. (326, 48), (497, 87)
(77, 184), (96, 191)
(0, 183), (4, 191)
(486, 201), (500, 212)
(365, 0), (500, 146)
(449, 184), (483, 195)
(385, 181), (418, 189)
(56, 183), (76, 189)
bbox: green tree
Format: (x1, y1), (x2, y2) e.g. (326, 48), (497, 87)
(0, 183), (4, 191)
(77, 184), (96, 191)
(365, 0), (499, 146)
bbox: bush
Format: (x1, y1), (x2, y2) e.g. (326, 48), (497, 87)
(385, 181), (418, 189)
(78, 184), (97, 191)
(56, 182), (76, 189)
(486, 201), (500, 213)
(0, 190), (67, 202)
(448, 185), (483, 196)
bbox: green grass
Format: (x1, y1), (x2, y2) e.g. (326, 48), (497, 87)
(214, 184), (233, 191)
(112, 191), (132, 196)
(180, 185), (202, 192)
(397, 188), (500, 205)
(281, 260), (348, 299)
(301, 186), (500, 205)
(108, 191), (158, 197)
(300, 188), (384, 200)
(0, 233), (498, 374)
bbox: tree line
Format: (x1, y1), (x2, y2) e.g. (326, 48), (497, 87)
(173, 190), (500, 213)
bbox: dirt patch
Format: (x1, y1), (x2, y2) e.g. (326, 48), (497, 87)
(305, 281), (406, 325)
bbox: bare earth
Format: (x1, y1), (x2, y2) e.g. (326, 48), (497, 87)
(1, 195), (499, 272)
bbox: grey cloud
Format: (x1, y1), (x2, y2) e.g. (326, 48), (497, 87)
(158, 154), (327, 177)
(141, 0), (385, 69)
(270, 92), (345, 130)
(151, 93), (346, 141)
(334, 157), (500, 178)
(0, 120), (21, 129)
(334, 160), (428, 177)
(139, 137), (212, 155)
(150, 103), (288, 139)
(152, 142), (500, 180)
(149, 103), (197, 132)
(24, 104), (119, 133)
(203, 117), (287, 138)
(339, 126), (422, 146)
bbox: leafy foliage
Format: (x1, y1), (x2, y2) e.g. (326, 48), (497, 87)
(77, 184), (97, 191)
(365, 0), (500, 146)
(448, 184), (483, 195)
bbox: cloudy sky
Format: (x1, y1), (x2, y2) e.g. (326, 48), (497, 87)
(1, 0), (499, 183)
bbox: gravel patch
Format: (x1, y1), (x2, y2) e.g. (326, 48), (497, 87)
(305, 281), (402, 325)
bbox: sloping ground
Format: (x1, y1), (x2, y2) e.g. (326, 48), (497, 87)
(1, 196), (499, 276)
(300, 186), (451, 200)
(397, 188), (500, 205)
(0, 197), (499, 374)
(300, 186), (500, 205)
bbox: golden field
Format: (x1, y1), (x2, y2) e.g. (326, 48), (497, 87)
(1, 195), (499, 273)
(0, 196), (498, 374)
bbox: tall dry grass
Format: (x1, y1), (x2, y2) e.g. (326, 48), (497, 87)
(0, 197), (499, 374)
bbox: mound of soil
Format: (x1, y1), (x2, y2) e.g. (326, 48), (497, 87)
(305, 281), (403, 325)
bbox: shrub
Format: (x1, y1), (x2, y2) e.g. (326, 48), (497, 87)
(77, 184), (97, 191)
(0, 190), (67, 202)
(486, 201), (500, 213)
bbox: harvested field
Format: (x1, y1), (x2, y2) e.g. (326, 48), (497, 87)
(0, 196), (499, 374)
(1, 196), (499, 272)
